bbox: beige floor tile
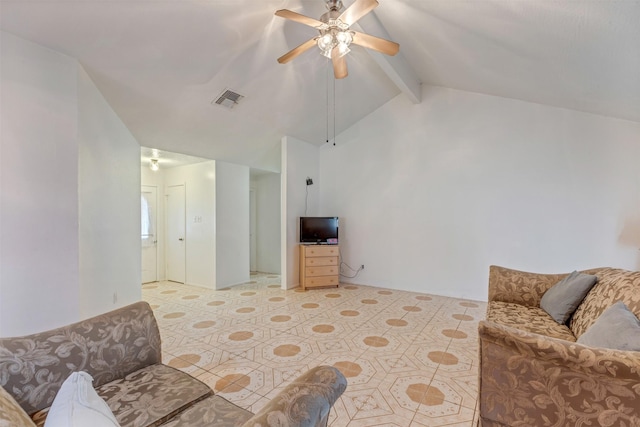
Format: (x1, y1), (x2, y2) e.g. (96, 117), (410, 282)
(368, 351), (424, 375)
(308, 336), (360, 356)
(342, 387), (410, 421)
(160, 332), (207, 356)
(328, 396), (352, 426)
(201, 356), (263, 381)
(245, 395), (271, 414)
(249, 334), (316, 368)
(206, 322), (272, 351)
(217, 388), (264, 409)
(143, 274), (483, 427)
(412, 399), (476, 426)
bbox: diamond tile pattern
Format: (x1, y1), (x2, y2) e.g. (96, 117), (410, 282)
(143, 274), (486, 426)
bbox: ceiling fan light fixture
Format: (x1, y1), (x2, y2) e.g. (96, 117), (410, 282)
(336, 30), (352, 45)
(337, 42), (350, 58)
(318, 33), (334, 53)
(317, 29), (352, 58)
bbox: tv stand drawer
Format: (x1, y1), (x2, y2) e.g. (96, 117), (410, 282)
(304, 246), (338, 257)
(305, 257), (338, 267)
(305, 276), (339, 287)
(306, 266), (338, 277)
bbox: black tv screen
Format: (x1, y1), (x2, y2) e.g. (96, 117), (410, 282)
(300, 217), (339, 244)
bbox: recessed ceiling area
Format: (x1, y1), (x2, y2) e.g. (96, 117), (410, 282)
(2, 1), (639, 166)
(141, 147), (278, 182)
(141, 147), (209, 170)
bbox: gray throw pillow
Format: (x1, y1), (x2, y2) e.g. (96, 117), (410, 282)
(540, 270), (598, 324)
(577, 301), (640, 350)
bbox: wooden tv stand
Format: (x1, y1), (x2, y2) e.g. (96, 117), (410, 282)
(299, 245), (339, 290)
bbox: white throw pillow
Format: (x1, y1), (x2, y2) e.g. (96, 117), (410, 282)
(44, 372), (120, 427)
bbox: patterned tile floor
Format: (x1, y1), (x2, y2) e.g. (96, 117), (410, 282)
(142, 273), (487, 426)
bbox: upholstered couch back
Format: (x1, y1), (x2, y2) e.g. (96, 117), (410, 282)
(570, 268), (640, 338)
(0, 301), (161, 416)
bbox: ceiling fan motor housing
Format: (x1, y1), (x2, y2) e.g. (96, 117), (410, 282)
(325, 0), (344, 12)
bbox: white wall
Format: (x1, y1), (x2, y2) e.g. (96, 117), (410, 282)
(78, 66), (141, 319)
(249, 141), (282, 173)
(164, 161), (217, 288)
(281, 136), (320, 289)
(0, 32), (79, 335)
(0, 32), (141, 336)
(319, 85), (640, 301)
(255, 172), (281, 274)
(215, 161), (250, 288)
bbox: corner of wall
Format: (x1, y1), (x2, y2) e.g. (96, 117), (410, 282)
(280, 136), (321, 290)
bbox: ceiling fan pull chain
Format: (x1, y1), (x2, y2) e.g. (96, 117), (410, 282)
(326, 63), (330, 144)
(333, 72), (336, 147)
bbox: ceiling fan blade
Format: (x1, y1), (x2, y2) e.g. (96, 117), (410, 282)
(275, 9), (325, 28)
(277, 38), (318, 64)
(331, 48), (348, 79)
(352, 31), (399, 56)
(339, 0), (378, 26)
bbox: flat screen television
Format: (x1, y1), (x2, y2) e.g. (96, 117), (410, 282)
(300, 217), (339, 244)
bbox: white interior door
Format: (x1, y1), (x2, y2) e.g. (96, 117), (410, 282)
(166, 185), (186, 283)
(250, 188), (257, 272)
(141, 186), (158, 283)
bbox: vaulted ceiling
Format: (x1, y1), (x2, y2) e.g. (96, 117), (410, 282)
(2, 1), (639, 166)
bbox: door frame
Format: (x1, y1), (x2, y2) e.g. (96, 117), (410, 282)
(165, 183), (186, 284)
(141, 185), (159, 283)
(250, 187), (257, 272)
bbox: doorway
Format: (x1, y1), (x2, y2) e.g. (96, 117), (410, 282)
(141, 186), (158, 283)
(250, 188), (257, 272)
(249, 170), (281, 275)
(166, 184), (186, 283)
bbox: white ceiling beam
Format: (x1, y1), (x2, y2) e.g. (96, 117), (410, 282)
(351, 11), (422, 104)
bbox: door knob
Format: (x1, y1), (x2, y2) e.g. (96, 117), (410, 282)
(179, 238), (184, 241)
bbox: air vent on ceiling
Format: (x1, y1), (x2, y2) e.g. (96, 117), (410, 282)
(213, 89), (244, 109)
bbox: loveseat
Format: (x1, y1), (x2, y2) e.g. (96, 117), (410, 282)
(478, 265), (640, 427)
(0, 301), (347, 427)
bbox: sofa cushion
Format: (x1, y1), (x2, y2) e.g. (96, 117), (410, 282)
(160, 395), (253, 427)
(95, 364), (212, 427)
(571, 268), (640, 338)
(540, 271), (597, 324)
(0, 301), (161, 416)
(487, 301), (576, 341)
(577, 302), (640, 350)
(0, 385), (37, 427)
(44, 372), (119, 427)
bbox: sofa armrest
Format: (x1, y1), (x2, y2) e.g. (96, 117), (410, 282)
(478, 320), (640, 427)
(488, 265), (573, 307)
(0, 301), (161, 416)
(0, 386), (37, 427)
(242, 366), (346, 427)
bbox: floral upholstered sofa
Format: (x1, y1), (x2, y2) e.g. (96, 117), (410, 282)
(0, 301), (346, 427)
(478, 266), (640, 427)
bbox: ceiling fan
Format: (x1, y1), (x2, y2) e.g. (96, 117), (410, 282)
(275, 0), (399, 79)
